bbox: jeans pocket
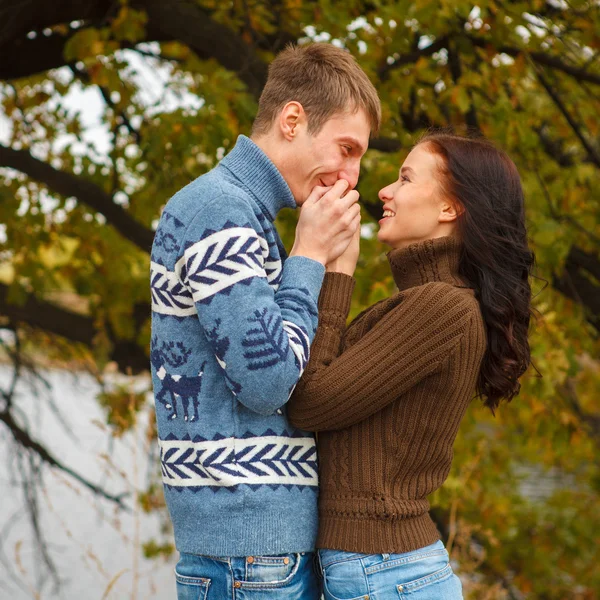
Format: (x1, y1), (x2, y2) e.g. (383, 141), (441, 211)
(174, 570), (211, 600)
(241, 553), (300, 588)
(321, 556), (369, 600)
(396, 564), (460, 598)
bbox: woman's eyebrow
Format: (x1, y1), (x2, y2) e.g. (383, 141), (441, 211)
(400, 166), (416, 177)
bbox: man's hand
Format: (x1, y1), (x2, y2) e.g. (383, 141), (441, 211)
(290, 180), (361, 266)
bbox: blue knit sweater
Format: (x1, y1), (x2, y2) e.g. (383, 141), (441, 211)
(150, 135), (325, 557)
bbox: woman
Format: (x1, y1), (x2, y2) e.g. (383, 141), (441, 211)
(287, 132), (534, 599)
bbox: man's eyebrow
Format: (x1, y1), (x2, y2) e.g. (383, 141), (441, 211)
(339, 136), (366, 156)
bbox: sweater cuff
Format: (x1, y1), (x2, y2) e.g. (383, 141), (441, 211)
(281, 255), (326, 302)
(318, 272), (355, 317)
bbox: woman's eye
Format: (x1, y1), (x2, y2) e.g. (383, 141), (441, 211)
(400, 175), (410, 183)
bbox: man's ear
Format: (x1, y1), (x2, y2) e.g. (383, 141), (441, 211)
(279, 101), (305, 141)
(438, 200), (462, 223)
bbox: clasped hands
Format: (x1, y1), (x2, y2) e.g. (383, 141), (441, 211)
(289, 179), (360, 277)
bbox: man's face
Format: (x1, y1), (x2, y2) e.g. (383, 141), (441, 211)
(286, 109), (371, 205)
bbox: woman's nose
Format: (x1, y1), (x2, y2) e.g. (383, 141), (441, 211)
(378, 185), (391, 202)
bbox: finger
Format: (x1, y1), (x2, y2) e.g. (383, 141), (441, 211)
(350, 211), (362, 235)
(304, 185), (332, 205)
(336, 203), (357, 227)
(348, 202), (361, 221)
(339, 189), (360, 210)
(337, 209), (360, 233)
(323, 179), (349, 202)
(346, 217), (361, 238)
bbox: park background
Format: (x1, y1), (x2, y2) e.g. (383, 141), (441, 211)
(0, 1), (599, 598)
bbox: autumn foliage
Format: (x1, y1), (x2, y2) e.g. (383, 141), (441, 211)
(0, 1), (599, 598)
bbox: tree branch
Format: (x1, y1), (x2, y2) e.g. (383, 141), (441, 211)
(552, 246), (600, 333)
(89, 76), (142, 145)
(534, 167), (600, 247)
(142, 0), (268, 99)
(447, 41), (480, 131)
(0, 407), (130, 509)
(559, 379), (600, 444)
(0, 144), (154, 252)
(0, 0), (114, 80)
(0, 283), (150, 373)
(0, 0), (269, 100)
(0, 0), (111, 43)
(378, 36), (449, 80)
(534, 67), (600, 169)
(535, 124), (577, 168)
(0, 283), (96, 345)
(0, 29), (82, 81)
(467, 34), (600, 86)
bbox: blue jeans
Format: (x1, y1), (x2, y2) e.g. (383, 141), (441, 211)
(317, 541), (463, 600)
(175, 551), (321, 599)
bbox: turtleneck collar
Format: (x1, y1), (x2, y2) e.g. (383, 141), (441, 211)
(387, 236), (469, 292)
(218, 135), (296, 221)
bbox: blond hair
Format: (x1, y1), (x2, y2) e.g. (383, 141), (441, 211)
(252, 43), (381, 137)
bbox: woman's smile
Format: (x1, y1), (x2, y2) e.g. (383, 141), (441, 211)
(379, 207), (396, 224)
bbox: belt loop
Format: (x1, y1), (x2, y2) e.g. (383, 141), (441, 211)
(382, 553), (390, 561)
(315, 549), (324, 576)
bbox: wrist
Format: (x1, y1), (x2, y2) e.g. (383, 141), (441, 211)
(327, 261), (356, 276)
(325, 260), (339, 273)
(289, 244), (327, 265)
(327, 267), (355, 276)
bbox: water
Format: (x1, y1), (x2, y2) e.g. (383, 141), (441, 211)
(0, 366), (176, 599)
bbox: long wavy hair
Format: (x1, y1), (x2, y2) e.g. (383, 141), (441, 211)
(418, 132), (535, 411)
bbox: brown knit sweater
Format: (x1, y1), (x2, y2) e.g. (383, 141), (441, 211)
(287, 236), (487, 553)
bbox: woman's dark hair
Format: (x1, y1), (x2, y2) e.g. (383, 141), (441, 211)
(418, 131), (535, 412)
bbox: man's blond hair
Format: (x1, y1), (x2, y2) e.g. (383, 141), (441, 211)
(252, 43), (381, 137)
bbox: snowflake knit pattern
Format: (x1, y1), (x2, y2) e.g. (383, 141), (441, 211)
(150, 135), (325, 557)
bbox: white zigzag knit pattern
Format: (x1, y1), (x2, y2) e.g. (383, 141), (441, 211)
(159, 435), (318, 487)
(282, 320), (310, 376)
(150, 261), (196, 317)
(151, 226), (284, 317)
(178, 227), (269, 302)
(264, 256), (282, 290)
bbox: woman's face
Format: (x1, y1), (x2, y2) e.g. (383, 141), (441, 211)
(377, 144), (457, 249)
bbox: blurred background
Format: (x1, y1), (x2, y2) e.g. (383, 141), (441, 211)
(0, 1), (599, 598)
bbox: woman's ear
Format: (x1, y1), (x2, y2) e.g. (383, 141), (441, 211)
(278, 101), (304, 141)
(438, 200), (462, 223)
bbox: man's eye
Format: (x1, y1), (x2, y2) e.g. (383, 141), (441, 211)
(343, 146), (352, 154)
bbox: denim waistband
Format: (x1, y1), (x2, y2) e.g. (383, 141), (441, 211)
(318, 540), (446, 570)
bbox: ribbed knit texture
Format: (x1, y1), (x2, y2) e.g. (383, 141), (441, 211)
(287, 236), (487, 553)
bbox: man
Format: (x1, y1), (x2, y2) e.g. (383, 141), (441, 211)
(150, 43), (380, 598)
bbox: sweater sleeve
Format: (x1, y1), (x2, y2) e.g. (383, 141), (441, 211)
(287, 280), (477, 431)
(177, 195), (325, 415)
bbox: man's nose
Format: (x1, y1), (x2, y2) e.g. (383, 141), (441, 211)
(338, 164), (360, 190)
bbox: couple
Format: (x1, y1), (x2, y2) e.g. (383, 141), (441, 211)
(150, 43), (533, 600)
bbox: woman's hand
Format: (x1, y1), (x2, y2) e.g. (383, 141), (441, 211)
(326, 220), (361, 276)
